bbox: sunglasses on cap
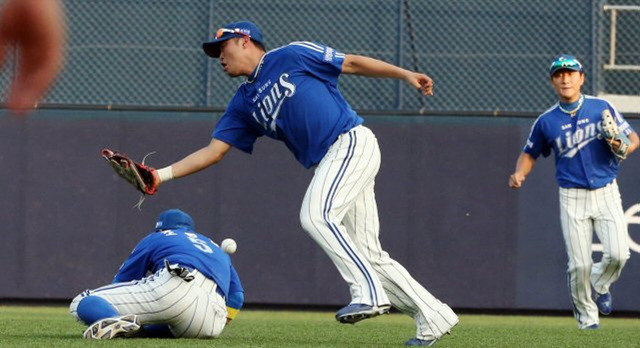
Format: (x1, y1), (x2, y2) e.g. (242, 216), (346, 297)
(550, 59), (581, 70)
(549, 56), (583, 76)
(215, 28), (251, 40)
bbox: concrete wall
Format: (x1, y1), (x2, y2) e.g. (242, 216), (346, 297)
(1, 110), (639, 312)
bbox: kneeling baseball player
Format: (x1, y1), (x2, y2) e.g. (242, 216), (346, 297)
(509, 55), (639, 329)
(70, 209), (244, 339)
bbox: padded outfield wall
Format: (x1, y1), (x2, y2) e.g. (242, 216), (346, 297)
(1, 110), (639, 313)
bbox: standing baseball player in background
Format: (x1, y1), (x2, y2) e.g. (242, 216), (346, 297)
(122, 21), (457, 346)
(70, 209), (244, 339)
(509, 54), (639, 329)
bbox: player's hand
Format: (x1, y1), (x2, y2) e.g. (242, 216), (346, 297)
(0, 0), (65, 115)
(406, 72), (434, 96)
(508, 173), (525, 188)
(608, 138), (622, 152)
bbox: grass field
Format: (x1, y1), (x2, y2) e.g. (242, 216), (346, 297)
(1, 306), (639, 347)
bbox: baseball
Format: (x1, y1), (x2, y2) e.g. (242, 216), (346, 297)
(221, 238), (237, 254)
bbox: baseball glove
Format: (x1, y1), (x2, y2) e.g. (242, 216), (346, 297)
(102, 149), (159, 195)
(601, 109), (630, 160)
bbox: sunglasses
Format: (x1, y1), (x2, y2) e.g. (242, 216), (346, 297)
(550, 59), (582, 70)
(215, 28), (250, 40)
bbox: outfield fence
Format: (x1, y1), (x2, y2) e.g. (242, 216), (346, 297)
(1, 0), (640, 114)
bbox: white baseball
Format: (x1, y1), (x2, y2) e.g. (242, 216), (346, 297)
(221, 238), (237, 254)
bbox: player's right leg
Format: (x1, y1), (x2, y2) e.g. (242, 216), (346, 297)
(342, 182), (458, 343)
(559, 187), (599, 329)
(300, 125), (389, 322)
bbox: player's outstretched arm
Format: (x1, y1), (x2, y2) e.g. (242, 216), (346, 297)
(509, 152), (536, 189)
(156, 139), (232, 184)
(342, 54), (434, 96)
(0, 0), (65, 114)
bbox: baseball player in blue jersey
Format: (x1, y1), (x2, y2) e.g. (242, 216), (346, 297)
(145, 21), (457, 346)
(69, 209), (244, 339)
(509, 55), (639, 329)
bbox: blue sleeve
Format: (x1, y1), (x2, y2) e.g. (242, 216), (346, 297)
(113, 234), (154, 283)
(226, 264), (244, 310)
(290, 42), (344, 86)
(213, 92), (261, 154)
(608, 103), (635, 136)
(523, 117), (551, 158)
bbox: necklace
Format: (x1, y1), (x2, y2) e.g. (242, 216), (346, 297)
(558, 95), (584, 115)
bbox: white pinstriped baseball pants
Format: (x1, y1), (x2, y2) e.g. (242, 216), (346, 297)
(559, 180), (630, 329)
(70, 267), (227, 338)
(300, 125), (458, 340)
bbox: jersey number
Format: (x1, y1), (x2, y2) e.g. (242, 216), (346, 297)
(185, 233), (213, 253)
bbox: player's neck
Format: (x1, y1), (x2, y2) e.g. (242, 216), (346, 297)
(558, 94), (584, 115)
(247, 52), (266, 82)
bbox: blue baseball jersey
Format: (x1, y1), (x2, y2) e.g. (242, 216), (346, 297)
(524, 95), (635, 189)
(213, 41), (363, 168)
(113, 228), (244, 309)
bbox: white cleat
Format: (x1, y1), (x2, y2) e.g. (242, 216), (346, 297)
(83, 314), (142, 339)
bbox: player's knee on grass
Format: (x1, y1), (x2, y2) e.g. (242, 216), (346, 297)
(76, 296), (119, 325)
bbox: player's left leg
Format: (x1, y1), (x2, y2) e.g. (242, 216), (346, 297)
(590, 181), (630, 313)
(342, 172), (458, 343)
(559, 187), (599, 328)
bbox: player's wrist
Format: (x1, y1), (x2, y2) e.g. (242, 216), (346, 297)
(157, 166), (174, 183)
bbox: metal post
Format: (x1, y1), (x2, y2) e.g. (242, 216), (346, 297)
(609, 9), (617, 66)
(602, 5), (640, 71)
(591, 0), (598, 95)
(396, 0), (404, 110)
(205, 0), (216, 107)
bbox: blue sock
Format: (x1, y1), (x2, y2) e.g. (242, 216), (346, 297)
(77, 296), (119, 325)
(142, 324), (174, 338)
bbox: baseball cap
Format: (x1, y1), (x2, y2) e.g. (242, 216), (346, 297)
(202, 21), (265, 58)
(549, 54), (584, 77)
(155, 209), (195, 231)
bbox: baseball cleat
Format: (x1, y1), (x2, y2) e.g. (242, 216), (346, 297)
(83, 314), (142, 339)
(335, 303), (390, 324)
(595, 292), (612, 315)
(405, 337), (437, 346)
(582, 323), (600, 330)
(406, 318), (457, 346)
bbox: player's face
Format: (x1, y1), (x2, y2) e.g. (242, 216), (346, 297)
(551, 70), (584, 103)
(219, 38), (248, 77)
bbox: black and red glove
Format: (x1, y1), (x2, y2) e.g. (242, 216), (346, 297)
(102, 149), (159, 195)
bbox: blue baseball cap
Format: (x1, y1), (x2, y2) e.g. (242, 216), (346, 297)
(202, 21), (265, 58)
(549, 54), (584, 77)
(155, 209), (195, 231)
